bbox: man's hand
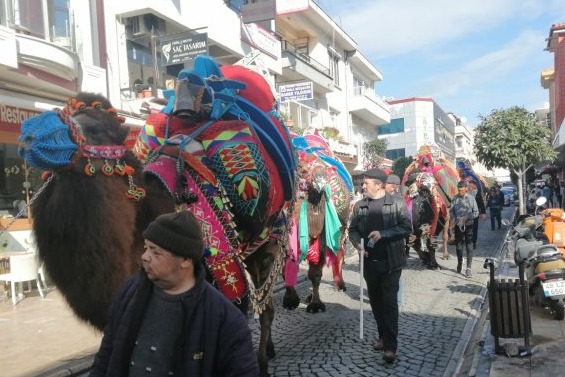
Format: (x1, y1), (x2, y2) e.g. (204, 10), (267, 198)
(367, 231), (381, 242)
(480, 214), (487, 220)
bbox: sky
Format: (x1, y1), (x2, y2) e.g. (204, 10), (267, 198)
(317, 0), (565, 126)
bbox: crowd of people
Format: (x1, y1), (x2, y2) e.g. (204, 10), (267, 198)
(528, 180), (565, 210)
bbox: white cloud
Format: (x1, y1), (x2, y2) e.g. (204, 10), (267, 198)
(324, 0), (564, 59)
(421, 29), (546, 98)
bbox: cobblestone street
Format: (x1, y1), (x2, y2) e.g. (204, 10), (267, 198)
(252, 210), (508, 377)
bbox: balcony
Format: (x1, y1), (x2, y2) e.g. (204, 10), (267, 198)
(327, 138), (358, 165)
(349, 86), (390, 125)
(281, 41), (333, 94)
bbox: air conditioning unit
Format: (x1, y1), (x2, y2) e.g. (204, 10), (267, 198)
(127, 16), (150, 37)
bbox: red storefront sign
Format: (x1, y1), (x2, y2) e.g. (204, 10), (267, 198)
(0, 104), (42, 133)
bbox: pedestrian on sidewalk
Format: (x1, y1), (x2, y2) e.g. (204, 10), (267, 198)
(89, 211), (258, 377)
(486, 186), (504, 230)
(449, 180), (479, 278)
(348, 168), (412, 364)
(385, 173), (407, 303)
(467, 180), (486, 249)
(559, 181), (565, 209)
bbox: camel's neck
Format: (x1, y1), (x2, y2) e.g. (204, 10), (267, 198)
(82, 145), (127, 159)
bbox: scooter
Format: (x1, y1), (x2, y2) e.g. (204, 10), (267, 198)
(509, 197), (565, 320)
(540, 204), (565, 259)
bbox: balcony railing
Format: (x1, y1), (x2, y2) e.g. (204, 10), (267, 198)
(282, 39), (331, 77)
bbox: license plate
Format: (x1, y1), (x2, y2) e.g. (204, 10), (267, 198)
(542, 279), (565, 297)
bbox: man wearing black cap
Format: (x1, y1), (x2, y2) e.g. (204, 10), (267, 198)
(449, 181), (479, 278)
(384, 174), (402, 198)
(89, 211), (258, 377)
(348, 168), (412, 363)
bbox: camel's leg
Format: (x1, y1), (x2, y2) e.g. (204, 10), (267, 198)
(331, 246), (346, 292)
(306, 259), (326, 313)
(413, 236), (429, 265)
(244, 241), (278, 376)
(282, 286), (300, 310)
(282, 230), (301, 310)
(257, 297), (275, 377)
(426, 238), (440, 269)
(442, 216), (451, 260)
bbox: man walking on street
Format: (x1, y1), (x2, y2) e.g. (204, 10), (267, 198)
(486, 186), (504, 230)
(449, 180), (479, 278)
(467, 180), (486, 249)
(348, 168), (412, 364)
(384, 174), (402, 198)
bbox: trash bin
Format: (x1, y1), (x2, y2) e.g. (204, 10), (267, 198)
(484, 258), (531, 354)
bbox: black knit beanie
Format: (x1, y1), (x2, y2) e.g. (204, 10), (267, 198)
(142, 210), (204, 259)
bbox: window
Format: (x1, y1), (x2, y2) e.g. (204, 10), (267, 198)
(48, 0), (69, 39)
(8, 0), (72, 49)
(353, 75), (364, 95)
(0, 144), (42, 217)
(329, 53), (340, 87)
(385, 148), (405, 160)
(14, 0), (46, 37)
(377, 118), (405, 135)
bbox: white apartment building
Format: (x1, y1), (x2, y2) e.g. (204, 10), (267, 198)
(380, 97), (456, 162)
(102, 0), (390, 170)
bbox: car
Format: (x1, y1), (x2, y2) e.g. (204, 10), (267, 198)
(499, 186), (517, 206)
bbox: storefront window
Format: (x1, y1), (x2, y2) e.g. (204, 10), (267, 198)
(0, 144), (42, 218)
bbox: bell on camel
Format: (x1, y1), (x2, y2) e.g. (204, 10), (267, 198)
(173, 78), (199, 119)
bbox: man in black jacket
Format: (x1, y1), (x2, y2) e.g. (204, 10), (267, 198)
(348, 168), (412, 364)
(467, 180), (486, 249)
(89, 211), (258, 377)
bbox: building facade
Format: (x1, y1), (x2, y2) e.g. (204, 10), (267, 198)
(380, 97), (456, 162)
(0, 0), (391, 218)
(103, 0), (390, 171)
(0, 0), (107, 218)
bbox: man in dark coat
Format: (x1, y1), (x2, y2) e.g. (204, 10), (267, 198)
(467, 180), (486, 249)
(450, 181), (479, 278)
(348, 168), (412, 364)
(89, 211), (258, 377)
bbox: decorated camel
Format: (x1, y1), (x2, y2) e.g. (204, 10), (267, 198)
(18, 55), (296, 377)
(402, 145), (459, 269)
(457, 158), (488, 202)
(282, 132), (353, 312)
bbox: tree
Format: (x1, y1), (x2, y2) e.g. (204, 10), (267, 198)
(392, 156), (413, 180)
(473, 106), (556, 214)
(362, 138), (388, 169)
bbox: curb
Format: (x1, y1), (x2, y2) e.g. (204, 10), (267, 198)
(451, 208), (517, 377)
(31, 348), (98, 377)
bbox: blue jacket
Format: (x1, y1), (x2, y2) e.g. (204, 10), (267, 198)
(348, 193), (412, 272)
(89, 270), (258, 377)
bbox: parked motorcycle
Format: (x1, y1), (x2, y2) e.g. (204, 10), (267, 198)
(540, 205), (565, 259)
(508, 197), (565, 320)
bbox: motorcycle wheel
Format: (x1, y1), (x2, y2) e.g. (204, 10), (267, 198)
(552, 302), (565, 321)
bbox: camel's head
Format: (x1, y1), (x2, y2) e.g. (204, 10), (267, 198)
(19, 92), (128, 170)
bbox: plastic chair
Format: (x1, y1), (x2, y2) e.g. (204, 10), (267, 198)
(0, 253), (45, 305)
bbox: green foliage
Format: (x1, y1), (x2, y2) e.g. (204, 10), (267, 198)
(321, 127), (343, 142)
(474, 106), (556, 171)
(362, 138), (388, 169)
(392, 156), (413, 179)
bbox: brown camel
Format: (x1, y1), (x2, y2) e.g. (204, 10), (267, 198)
(19, 90), (294, 377)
